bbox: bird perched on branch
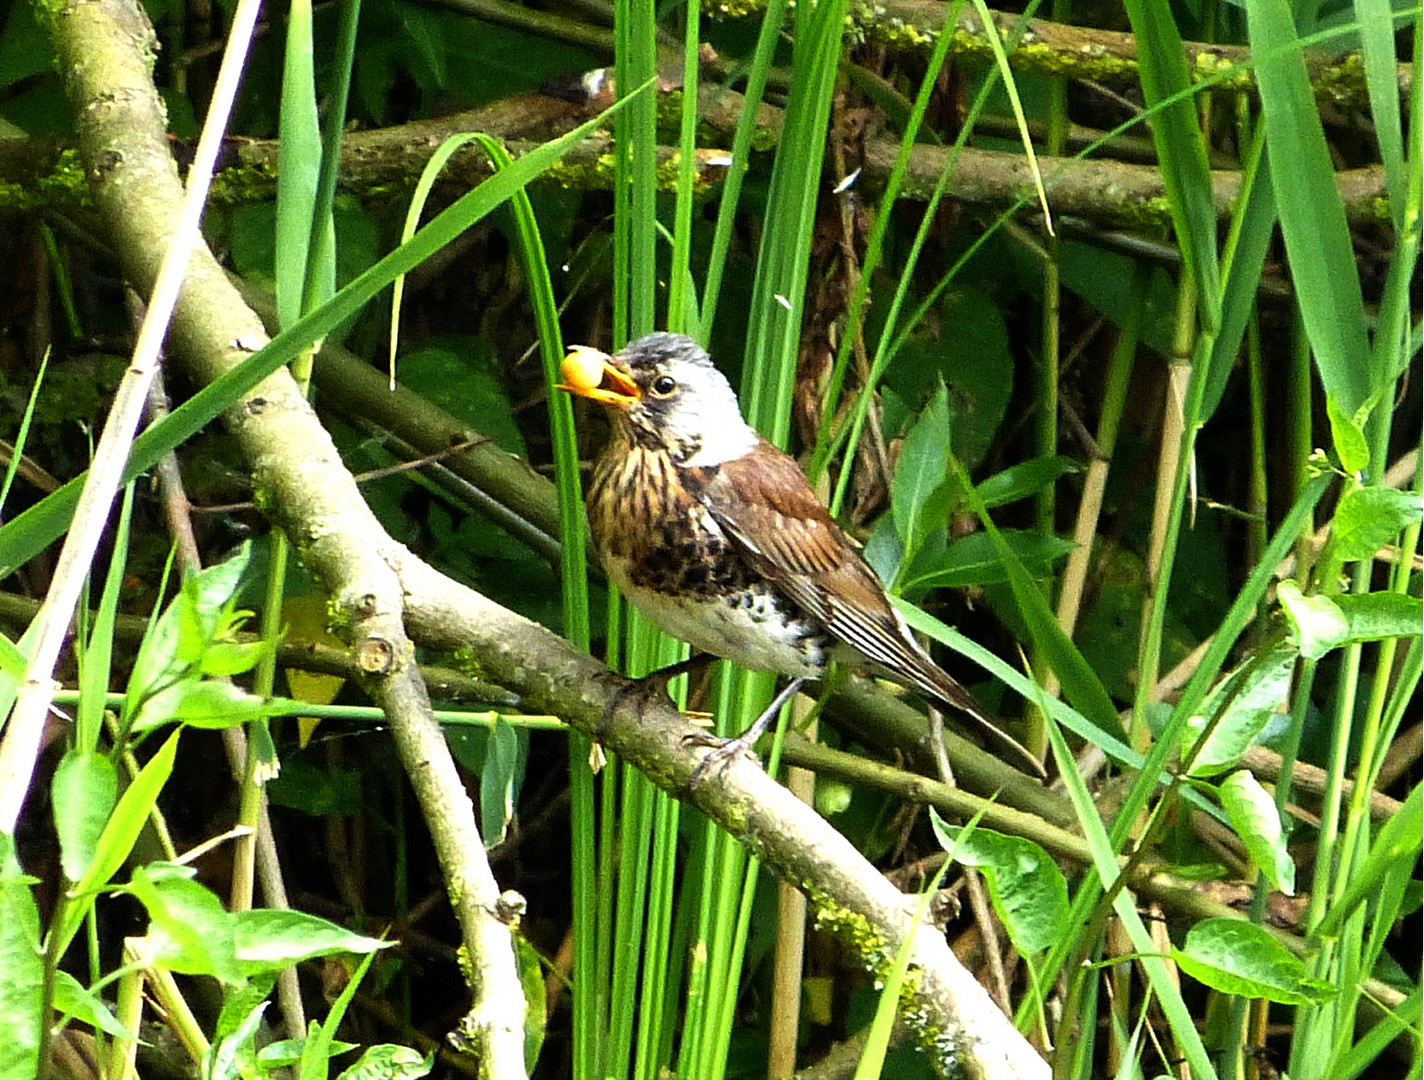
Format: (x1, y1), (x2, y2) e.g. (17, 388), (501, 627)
(560, 332), (1042, 779)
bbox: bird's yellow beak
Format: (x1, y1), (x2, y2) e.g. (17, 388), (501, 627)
(559, 345), (641, 408)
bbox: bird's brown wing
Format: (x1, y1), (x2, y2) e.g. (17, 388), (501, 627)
(694, 442), (1048, 777)
(691, 440), (984, 716)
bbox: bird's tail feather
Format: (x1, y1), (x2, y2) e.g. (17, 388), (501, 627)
(912, 662), (1047, 779)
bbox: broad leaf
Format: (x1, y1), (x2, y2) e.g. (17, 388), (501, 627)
(234, 908), (389, 976)
(1185, 648), (1295, 776)
(51, 749), (118, 883)
(1176, 919), (1335, 1005)
(931, 815), (1068, 958)
(1219, 770), (1294, 894)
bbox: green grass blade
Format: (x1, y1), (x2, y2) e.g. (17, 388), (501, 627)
(614, 0), (659, 342)
(274, 0), (321, 331)
(1043, 714), (1219, 1079)
(75, 485), (134, 754)
(467, 135), (589, 651)
(1355, 0), (1407, 232)
(698, 0), (787, 341)
(855, 848), (955, 1077)
(1120, 0), (1221, 330)
(739, 0), (849, 442)
(388, 131), (491, 382)
(1245, 0), (1372, 416)
(1203, 123), (1276, 422)
(967, 0), (1053, 231)
(0, 349), (49, 519)
(666, 0), (703, 337)
(948, 454), (1119, 737)
(300, 0), (362, 318)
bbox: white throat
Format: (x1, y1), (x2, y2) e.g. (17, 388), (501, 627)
(680, 418), (759, 467)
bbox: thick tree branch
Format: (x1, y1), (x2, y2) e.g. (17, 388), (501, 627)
(34, 0), (528, 1074)
(223, 88), (1396, 228)
(1, 82), (1392, 228)
(432, 0), (1410, 108)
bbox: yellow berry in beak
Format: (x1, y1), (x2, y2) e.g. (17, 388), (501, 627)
(560, 346), (610, 392)
(559, 345), (641, 407)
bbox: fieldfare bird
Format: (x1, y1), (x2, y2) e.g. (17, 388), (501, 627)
(561, 332), (1042, 778)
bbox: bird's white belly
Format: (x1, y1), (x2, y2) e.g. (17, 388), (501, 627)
(604, 557), (826, 678)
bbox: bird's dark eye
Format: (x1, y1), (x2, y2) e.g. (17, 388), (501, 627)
(650, 375), (677, 397)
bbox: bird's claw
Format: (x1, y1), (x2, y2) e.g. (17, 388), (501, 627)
(593, 654), (717, 742)
(684, 730), (763, 788)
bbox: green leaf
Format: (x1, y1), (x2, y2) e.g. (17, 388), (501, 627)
(175, 551), (254, 663)
(51, 749), (118, 882)
(1175, 918), (1335, 1005)
(233, 908), (389, 977)
(206, 998), (268, 1080)
(0, 834), (42, 1079)
(126, 546), (253, 717)
(930, 819), (1068, 958)
(335, 1044), (434, 1080)
(214, 971), (277, 1047)
(1316, 782), (1422, 941)
(51, 970), (134, 1040)
(974, 455), (1080, 510)
(516, 932), (546, 1072)
(1277, 583), (1421, 662)
(480, 717), (525, 850)
(903, 530), (1076, 591)
(124, 598), (184, 722)
(258, 1037), (359, 1069)
(1185, 647), (1295, 775)
(267, 755), (364, 817)
(940, 289), (1015, 471)
(398, 342), (528, 457)
(1333, 592), (1423, 645)
(1121, 0), (1220, 329)
(301, 945), (380, 1078)
(1277, 581), (1350, 661)
(127, 863), (242, 985)
(1330, 485), (1422, 564)
(199, 639), (275, 678)
(1219, 770), (1294, 894)
(71, 727), (181, 899)
(275, 0), (321, 331)
(948, 456), (1121, 738)
(1326, 394), (1372, 475)
(0, 629), (28, 682)
(892, 381), (950, 561)
(130, 680), (294, 734)
(1247, 0), (1372, 415)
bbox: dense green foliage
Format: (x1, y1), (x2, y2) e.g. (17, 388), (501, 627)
(0, 0), (1417, 1076)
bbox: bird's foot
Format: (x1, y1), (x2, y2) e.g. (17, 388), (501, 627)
(685, 677), (805, 788)
(594, 654), (716, 742)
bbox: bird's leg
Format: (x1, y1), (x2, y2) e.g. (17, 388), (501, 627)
(927, 707), (954, 784)
(685, 677), (806, 787)
(594, 653), (717, 742)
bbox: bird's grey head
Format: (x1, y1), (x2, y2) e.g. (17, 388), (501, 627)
(596, 333), (758, 467)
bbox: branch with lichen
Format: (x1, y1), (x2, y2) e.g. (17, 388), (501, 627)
(33, 0), (531, 1073)
(735, 0), (1410, 109)
(0, 76), (1392, 230)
